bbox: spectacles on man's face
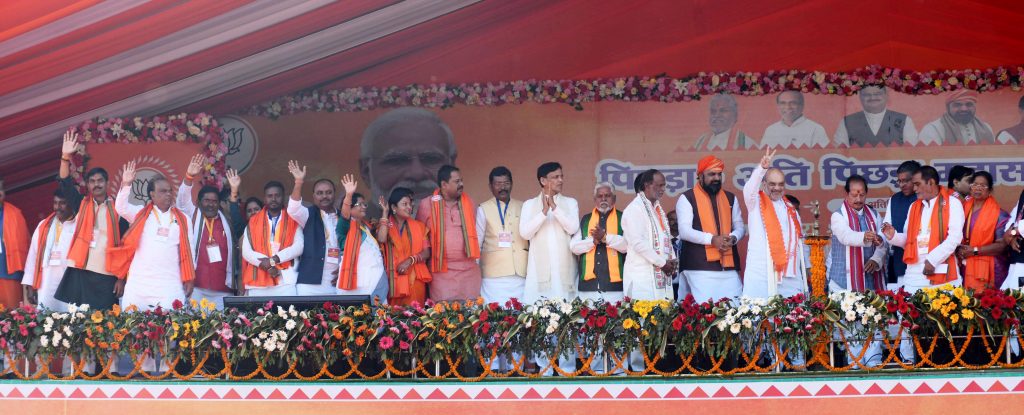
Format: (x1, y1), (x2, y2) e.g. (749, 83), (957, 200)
(970, 183), (990, 189)
(353, 202), (369, 208)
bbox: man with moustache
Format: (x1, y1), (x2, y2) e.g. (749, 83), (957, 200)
(176, 155), (239, 308)
(286, 160), (343, 296)
(241, 181), (304, 296)
(692, 94), (759, 151)
(919, 90), (1005, 145)
(22, 188), (78, 310)
(675, 156), (746, 302)
(110, 161), (195, 311)
(570, 182), (628, 303)
(361, 107), (457, 217)
(416, 165), (481, 302)
(760, 91), (829, 149)
(622, 169), (677, 371)
(883, 161), (921, 290)
(475, 166), (528, 305)
(834, 85), (919, 147)
(54, 131), (129, 310)
(946, 165), (974, 202)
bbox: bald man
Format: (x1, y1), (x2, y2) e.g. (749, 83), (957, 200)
(741, 149), (808, 299)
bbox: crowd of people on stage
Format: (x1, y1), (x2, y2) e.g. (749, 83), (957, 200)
(1, 123), (1023, 370)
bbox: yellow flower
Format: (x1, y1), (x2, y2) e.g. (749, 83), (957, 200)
(189, 298), (198, 309)
(950, 314), (960, 324)
(623, 318), (638, 330)
(179, 340), (188, 348)
(952, 287), (965, 299)
(191, 320), (200, 332)
(641, 330), (649, 337)
(962, 309), (975, 320)
(90, 311), (103, 323)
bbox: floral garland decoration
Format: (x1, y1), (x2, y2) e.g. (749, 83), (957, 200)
(65, 112), (228, 189)
(245, 65), (1024, 118)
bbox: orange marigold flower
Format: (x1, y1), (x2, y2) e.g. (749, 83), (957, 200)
(98, 341), (109, 349)
(476, 297), (484, 306)
(332, 328), (343, 339)
(85, 339), (95, 347)
(107, 322), (114, 330)
(343, 348), (353, 357)
(434, 304), (445, 314)
(452, 302), (461, 311)
(112, 343), (120, 350)
(355, 336), (366, 347)
(96, 326), (104, 333)
(110, 304), (121, 317)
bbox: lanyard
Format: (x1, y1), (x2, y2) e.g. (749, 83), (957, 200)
(152, 209), (166, 227)
(269, 213), (281, 239)
(496, 199), (510, 229)
(203, 217), (217, 244)
(53, 220), (64, 243)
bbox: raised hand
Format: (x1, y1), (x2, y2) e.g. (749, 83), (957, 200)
(121, 161), (137, 186)
(341, 174), (357, 195)
(226, 168), (241, 191)
(379, 196), (389, 215)
(186, 154), (204, 177)
(760, 148), (777, 169)
(61, 130), (80, 156)
(288, 160), (306, 181)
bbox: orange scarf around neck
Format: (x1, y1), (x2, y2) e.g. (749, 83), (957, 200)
(759, 192), (801, 276)
(383, 217), (432, 298)
(963, 196), (999, 290)
(67, 197), (121, 272)
(903, 191), (958, 285)
(106, 204), (195, 281)
(427, 190), (480, 273)
(243, 208), (298, 287)
(1, 202), (29, 275)
(694, 184), (734, 268)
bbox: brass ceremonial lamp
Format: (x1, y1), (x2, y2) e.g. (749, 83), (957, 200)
(803, 200), (830, 298)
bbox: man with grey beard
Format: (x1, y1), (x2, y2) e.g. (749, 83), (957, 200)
(570, 182), (628, 304)
(359, 107), (457, 217)
(675, 155), (746, 302)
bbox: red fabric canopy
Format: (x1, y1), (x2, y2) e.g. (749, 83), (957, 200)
(2, 0), (1024, 196)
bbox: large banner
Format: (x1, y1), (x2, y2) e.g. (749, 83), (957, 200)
(215, 89), (1024, 234)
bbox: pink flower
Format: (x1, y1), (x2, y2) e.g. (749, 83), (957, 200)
(379, 336), (394, 350)
(399, 341), (410, 351)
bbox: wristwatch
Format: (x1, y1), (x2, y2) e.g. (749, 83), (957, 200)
(973, 247), (979, 257)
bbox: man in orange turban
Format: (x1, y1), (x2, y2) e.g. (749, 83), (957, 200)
(919, 89), (1002, 145)
(674, 155), (746, 303)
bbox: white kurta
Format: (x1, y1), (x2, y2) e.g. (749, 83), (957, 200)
(742, 165), (807, 299)
(241, 215), (305, 296)
(760, 116), (829, 149)
(287, 198), (340, 295)
(885, 195), (964, 292)
(520, 193), (579, 303)
(335, 229), (386, 297)
(675, 189), (746, 302)
(621, 195), (674, 301)
(115, 187), (190, 310)
(1002, 209), (1024, 290)
(22, 217), (76, 311)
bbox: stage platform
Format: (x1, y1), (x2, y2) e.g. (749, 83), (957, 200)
(3, 369), (1024, 414)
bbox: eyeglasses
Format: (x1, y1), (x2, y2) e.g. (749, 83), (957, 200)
(353, 202), (368, 208)
(970, 183), (990, 189)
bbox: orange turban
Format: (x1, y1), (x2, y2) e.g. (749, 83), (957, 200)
(946, 89), (978, 105)
(697, 155), (725, 175)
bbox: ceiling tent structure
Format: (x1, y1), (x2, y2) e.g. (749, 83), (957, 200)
(2, 0), (1024, 193)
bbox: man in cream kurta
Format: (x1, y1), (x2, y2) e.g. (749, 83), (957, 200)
(742, 150), (808, 299)
(520, 163), (580, 304)
(22, 191), (77, 311)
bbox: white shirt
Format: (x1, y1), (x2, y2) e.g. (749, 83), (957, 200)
(335, 229), (385, 296)
(833, 110), (919, 146)
(674, 189), (746, 248)
(741, 164), (802, 280)
(885, 195), (964, 288)
(827, 208), (888, 271)
(22, 216), (76, 309)
(569, 210), (629, 255)
(621, 195), (674, 301)
(760, 116), (829, 149)
(241, 213), (305, 288)
(918, 118), (1005, 145)
(115, 186), (191, 309)
(176, 182), (234, 289)
(520, 193), (579, 303)
(287, 198), (340, 286)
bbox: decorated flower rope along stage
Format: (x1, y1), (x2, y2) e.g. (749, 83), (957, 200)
(243, 65), (1024, 117)
(2, 284), (1024, 381)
